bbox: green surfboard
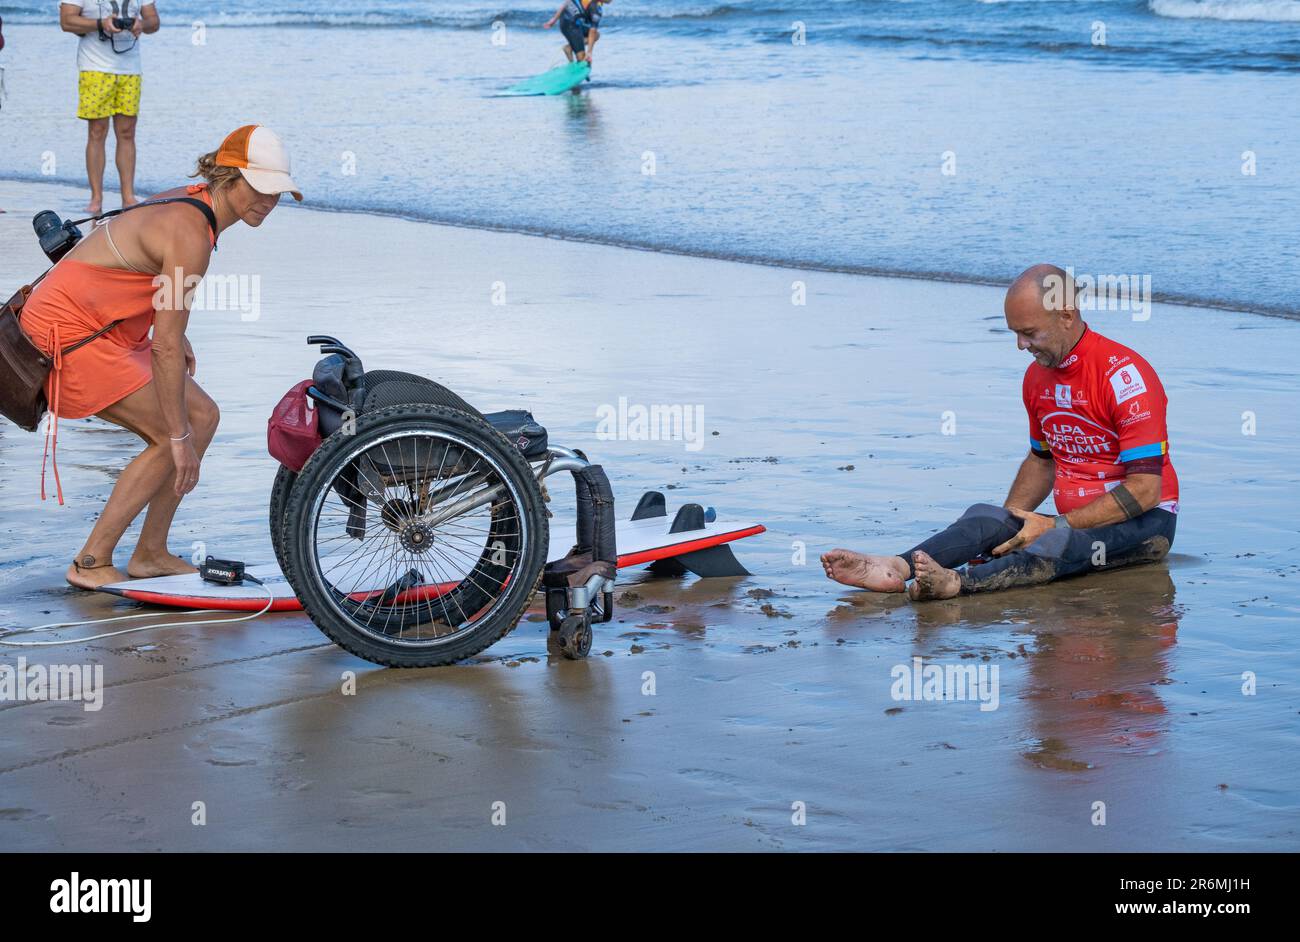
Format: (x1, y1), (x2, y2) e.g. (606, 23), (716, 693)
(500, 61), (591, 97)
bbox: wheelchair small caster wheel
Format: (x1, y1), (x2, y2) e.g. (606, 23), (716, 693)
(546, 588), (567, 632)
(557, 612), (592, 660)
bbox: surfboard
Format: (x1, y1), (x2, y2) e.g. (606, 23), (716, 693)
(499, 60), (591, 97)
(96, 499), (764, 612)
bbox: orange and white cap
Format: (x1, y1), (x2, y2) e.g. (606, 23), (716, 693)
(215, 125), (303, 201)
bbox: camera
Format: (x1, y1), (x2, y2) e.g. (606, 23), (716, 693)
(33, 210), (84, 263)
(112, 0), (134, 31)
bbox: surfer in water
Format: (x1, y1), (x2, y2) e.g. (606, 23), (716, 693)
(821, 264), (1180, 600)
(544, 0), (608, 68)
(18, 125), (302, 590)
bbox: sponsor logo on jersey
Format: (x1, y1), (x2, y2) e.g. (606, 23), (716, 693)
(1109, 364), (1147, 404)
(1119, 398), (1152, 428)
(1041, 415), (1116, 458)
(1055, 384), (1072, 408)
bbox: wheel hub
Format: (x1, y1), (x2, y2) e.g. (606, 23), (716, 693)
(398, 521), (436, 555)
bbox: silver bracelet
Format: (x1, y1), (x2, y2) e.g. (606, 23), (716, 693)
(170, 431), (192, 442)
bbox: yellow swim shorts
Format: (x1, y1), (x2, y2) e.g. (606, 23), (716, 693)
(77, 71), (141, 120)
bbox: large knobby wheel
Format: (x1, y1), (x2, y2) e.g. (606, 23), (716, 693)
(269, 464), (296, 576)
(281, 404), (548, 667)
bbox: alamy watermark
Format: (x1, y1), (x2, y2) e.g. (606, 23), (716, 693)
(595, 397), (705, 452)
(49, 872), (150, 922)
(153, 268), (262, 321)
(1044, 266), (1152, 322)
(891, 656), (1000, 712)
(0, 657), (103, 711)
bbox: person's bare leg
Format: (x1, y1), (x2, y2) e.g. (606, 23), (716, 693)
(85, 118), (109, 214)
(64, 380), (210, 589)
(113, 114), (139, 206)
(821, 549), (908, 592)
(128, 381), (219, 577)
(65, 386), (171, 589)
(907, 551), (962, 601)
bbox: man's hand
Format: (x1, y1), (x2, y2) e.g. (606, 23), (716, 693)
(131, 18), (144, 37)
(544, 17), (557, 28)
(170, 435), (201, 496)
(992, 507), (1055, 556)
(101, 16), (122, 34)
(183, 337), (196, 376)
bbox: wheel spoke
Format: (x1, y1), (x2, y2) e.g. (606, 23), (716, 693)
(303, 424), (535, 649)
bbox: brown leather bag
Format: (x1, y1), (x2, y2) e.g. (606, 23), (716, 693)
(0, 277), (121, 432)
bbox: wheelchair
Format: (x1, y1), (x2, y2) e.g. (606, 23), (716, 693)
(268, 336), (616, 667)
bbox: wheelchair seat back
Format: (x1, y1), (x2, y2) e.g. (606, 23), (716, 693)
(309, 358), (549, 460)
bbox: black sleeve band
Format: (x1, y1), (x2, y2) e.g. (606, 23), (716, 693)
(1123, 456), (1164, 477)
(1111, 484), (1143, 520)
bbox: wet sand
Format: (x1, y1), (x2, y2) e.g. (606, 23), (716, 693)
(1, 179), (1298, 851)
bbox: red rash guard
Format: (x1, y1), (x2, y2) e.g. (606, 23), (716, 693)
(1022, 325), (1179, 515)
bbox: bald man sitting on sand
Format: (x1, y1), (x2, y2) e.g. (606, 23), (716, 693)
(822, 263), (1180, 600)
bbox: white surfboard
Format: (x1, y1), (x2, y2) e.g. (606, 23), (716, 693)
(97, 503), (764, 612)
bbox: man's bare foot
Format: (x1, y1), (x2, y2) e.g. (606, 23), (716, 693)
(126, 553), (198, 579)
(66, 556), (127, 590)
(120, 194), (140, 207)
(821, 549), (908, 592)
(85, 197), (103, 214)
(907, 551), (962, 601)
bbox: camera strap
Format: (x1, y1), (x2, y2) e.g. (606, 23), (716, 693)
(68, 195), (220, 249)
(47, 196), (221, 355)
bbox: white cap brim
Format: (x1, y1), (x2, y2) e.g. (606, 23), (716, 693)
(240, 165), (303, 202)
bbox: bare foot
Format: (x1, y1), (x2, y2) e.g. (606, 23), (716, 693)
(66, 556), (127, 590)
(120, 194), (140, 207)
(127, 553), (198, 579)
(907, 551), (962, 601)
(85, 197), (103, 214)
(821, 549), (908, 592)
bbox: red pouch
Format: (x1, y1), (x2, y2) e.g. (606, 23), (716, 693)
(267, 379), (321, 472)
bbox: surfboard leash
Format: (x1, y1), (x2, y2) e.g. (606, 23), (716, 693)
(0, 576), (275, 648)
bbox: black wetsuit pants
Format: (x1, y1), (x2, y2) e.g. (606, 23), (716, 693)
(560, 14), (588, 54)
(900, 503), (1177, 594)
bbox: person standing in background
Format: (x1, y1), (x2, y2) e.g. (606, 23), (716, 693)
(59, 2), (160, 213)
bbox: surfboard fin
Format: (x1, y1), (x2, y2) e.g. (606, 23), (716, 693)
(631, 490), (667, 520)
(647, 503), (751, 578)
(656, 544), (751, 578)
(376, 568), (425, 606)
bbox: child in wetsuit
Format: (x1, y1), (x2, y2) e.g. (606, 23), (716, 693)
(544, 0), (609, 67)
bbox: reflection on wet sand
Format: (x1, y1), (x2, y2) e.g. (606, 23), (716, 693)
(906, 565), (1180, 772)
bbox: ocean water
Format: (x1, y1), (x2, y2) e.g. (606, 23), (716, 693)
(1, 1), (1298, 313)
